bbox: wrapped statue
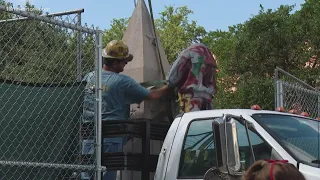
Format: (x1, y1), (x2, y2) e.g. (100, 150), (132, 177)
(166, 43), (218, 113)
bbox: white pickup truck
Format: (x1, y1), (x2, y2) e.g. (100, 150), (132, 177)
(154, 109), (320, 180)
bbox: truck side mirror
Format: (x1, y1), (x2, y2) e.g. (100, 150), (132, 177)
(213, 116), (241, 175)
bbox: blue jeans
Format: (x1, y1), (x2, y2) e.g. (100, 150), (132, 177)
(81, 137), (127, 180)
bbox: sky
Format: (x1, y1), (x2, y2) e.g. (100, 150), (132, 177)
(9, 0), (305, 32)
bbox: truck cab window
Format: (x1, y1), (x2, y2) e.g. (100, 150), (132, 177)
(178, 119), (216, 178)
(235, 121), (275, 170)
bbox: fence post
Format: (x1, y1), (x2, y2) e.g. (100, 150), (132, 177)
(95, 29), (103, 180)
(276, 80), (284, 108)
(318, 95), (320, 117)
(274, 68), (284, 109)
(274, 68), (278, 109)
(275, 68), (283, 109)
(76, 12), (82, 82)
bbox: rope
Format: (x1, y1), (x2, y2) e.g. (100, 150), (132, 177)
(140, 80), (167, 88)
(146, 0), (175, 123)
(147, 0), (166, 80)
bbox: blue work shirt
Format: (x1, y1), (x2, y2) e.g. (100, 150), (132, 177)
(81, 70), (150, 180)
(82, 70), (150, 121)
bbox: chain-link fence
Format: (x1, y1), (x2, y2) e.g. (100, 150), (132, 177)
(275, 67), (320, 118)
(0, 4), (104, 180)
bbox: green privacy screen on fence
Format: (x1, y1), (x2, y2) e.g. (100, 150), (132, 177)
(0, 80), (87, 180)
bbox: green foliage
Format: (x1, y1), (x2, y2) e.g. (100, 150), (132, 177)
(204, 3), (319, 109)
(236, 5), (307, 75)
(0, 0), (95, 84)
(155, 5), (206, 63)
(0, 0), (13, 20)
(1, 19), (76, 83)
(202, 28), (239, 77)
(102, 18), (129, 47)
(214, 74), (274, 110)
(298, 0), (320, 53)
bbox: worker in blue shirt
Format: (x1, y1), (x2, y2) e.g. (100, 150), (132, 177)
(81, 40), (170, 180)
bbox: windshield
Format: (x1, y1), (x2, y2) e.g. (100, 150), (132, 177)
(252, 113), (320, 166)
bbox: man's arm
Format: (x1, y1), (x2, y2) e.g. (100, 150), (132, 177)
(147, 85), (170, 100)
(123, 76), (171, 104)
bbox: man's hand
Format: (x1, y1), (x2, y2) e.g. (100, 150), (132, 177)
(147, 85), (171, 100)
